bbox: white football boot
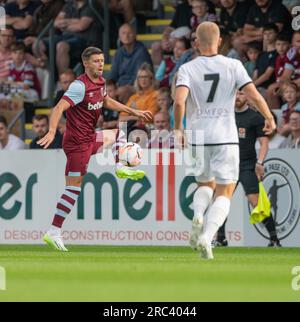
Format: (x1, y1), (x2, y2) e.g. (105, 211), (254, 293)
(189, 217), (204, 251)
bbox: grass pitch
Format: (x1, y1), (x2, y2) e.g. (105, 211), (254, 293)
(0, 246), (300, 302)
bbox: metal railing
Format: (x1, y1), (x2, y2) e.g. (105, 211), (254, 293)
(33, 1), (110, 104)
(8, 108), (26, 141)
(88, 0), (110, 62)
(34, 19), (55, 107)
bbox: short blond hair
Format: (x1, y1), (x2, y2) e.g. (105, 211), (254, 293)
(196, 22), (220, 50)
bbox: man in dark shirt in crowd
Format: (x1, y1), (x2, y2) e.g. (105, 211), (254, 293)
(214, 91), (281, 248)
(220, 0), (253, 35)
(243, 0), (292, 43)
(253, 23), (278, 93)
(30, 115), (62, 149)
(38, 0), (98, 74)
(5, 0), (40, 40)
(24, 0), (65, 54)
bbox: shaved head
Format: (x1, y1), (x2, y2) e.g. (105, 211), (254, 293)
(196, 22), (221, 52)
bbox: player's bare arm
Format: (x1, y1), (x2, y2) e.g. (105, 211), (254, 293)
(242, 83), (276, 135)
(174, 86), (189, 131)
(38, 99), (70, 149)
(104, 95), (153, 123)
(174, 86), (189, 148)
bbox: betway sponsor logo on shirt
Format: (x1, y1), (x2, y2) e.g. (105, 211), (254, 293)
(88, 102), (103, 111)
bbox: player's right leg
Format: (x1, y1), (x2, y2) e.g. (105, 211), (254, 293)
(44, 148), (90, 252)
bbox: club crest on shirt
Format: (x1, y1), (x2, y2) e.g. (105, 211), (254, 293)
(238, 128), (246, 139)
(89, 92), (94, 98)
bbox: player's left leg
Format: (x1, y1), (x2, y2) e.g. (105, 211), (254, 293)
(198, 183), (236, 260)
(44, 175), (83, 252)
(96, 129), (146, 181)
(198, 145), (239, 259)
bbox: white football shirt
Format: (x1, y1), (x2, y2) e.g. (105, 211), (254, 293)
(176, 55), (252, 145)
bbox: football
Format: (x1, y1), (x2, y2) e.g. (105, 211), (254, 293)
(119, 142), (143, 167)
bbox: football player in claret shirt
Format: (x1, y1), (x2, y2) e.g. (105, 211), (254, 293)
(38, 47), (153, 252)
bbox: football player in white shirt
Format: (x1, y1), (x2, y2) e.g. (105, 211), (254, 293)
(174, 22), (276, 260)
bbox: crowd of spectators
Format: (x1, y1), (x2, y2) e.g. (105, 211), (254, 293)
(0, 0), (300, 151)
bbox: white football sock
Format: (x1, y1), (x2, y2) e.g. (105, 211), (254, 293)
(193, 186), (214, 224)
(49, 226), (61, 237)
(203, 196), (231, 243)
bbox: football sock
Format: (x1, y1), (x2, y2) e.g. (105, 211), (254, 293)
(112, 129), (127, 169)
(193, 186), (214, 224)
(217, 219), (227, 242)
(263, 214), (279, 242)
(203, 196), (231, 243)
(51, 186), (81, 230)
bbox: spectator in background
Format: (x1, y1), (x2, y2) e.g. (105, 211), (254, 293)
(243, 0), (292, 44)
(156, 37), (191, 88)
(189, 31), (200, 59)
(0, 26), (14, 81)
(30, 115), (62, 149)
(24, 0), (65, 56)
(258, 112), (285, 149)
(266, 33), (291, 109)
(244, 41), (261, 78)
(151, 0), (193, 67)
(109, 23), (152, 104)
(4, 0), (40, 40)
(278, 82), (300, 137)
(0, 116), (27, 150)
(252, 24), (278, 95)
(101, 79), (119, 130)
(147, 112), (175, 149)
(38, 0), (97, 75)
(54, 69), (76, 106)
(283, 0), (300, 12)
(219, 0), (251, 36)
(119, 63), (159, 126)
(157, 87), (173, 119)
(8, 42), (41, 101)
(280, 31), (300, 88)
(168, 37), (193, 86)
(279, 110), (300, 149)
(58, 117), (66, 136)
(190, 0), (217, 31)
(107, 0), (136, 26)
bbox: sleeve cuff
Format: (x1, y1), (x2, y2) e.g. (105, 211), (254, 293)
(284, 63), (295, 71)
(62, 96), (76, 107)
(176, 84), (190, 89)
(239, 81), (253, 91)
